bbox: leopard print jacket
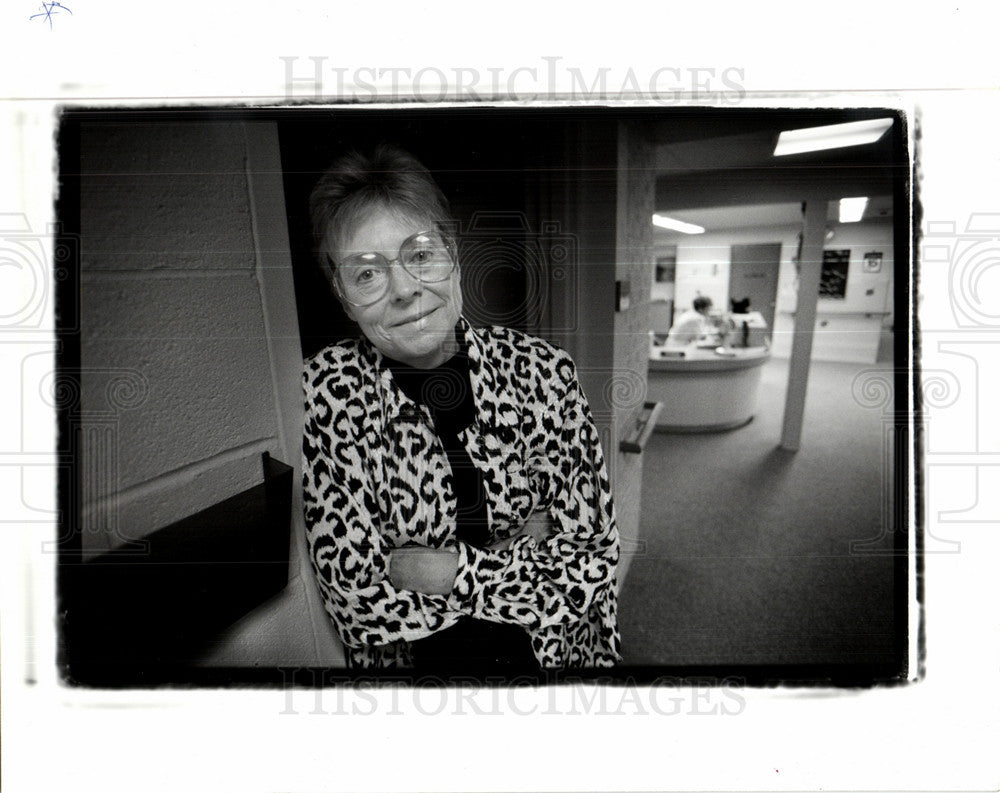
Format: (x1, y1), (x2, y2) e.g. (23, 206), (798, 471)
(302, 318), (622, 668)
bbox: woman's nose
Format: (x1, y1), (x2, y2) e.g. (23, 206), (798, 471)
(385, 262), (423, 302)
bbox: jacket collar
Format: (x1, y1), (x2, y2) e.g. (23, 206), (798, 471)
(363, 316), (516, 434)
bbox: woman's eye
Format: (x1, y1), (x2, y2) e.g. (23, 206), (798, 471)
(410, 249), (433, 265)
(355, 268), (376, 283)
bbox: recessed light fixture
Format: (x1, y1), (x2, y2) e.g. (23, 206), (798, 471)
(652, 213), (705, 234)
(773, 118), (893, 157)
(839, 196), (869, 223)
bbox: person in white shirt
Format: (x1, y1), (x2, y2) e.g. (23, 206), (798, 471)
(666, 296), (714, 346)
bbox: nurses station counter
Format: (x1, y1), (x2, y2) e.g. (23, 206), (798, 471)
(647, 345), (770, 432)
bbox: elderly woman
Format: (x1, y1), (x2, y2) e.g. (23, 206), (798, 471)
(301, 144), (621, 672)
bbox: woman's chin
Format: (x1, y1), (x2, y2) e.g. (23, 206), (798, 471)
(385, 330), (454, 367)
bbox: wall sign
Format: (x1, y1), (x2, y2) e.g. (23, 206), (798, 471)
(864, 251), (883, 273)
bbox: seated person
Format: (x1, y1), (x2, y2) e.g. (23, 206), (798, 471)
(666, 296), (714, 346)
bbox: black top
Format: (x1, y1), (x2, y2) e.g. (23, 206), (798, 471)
(384, 327), (538, 674)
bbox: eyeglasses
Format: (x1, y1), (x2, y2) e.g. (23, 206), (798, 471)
(331, 230), (457, 307)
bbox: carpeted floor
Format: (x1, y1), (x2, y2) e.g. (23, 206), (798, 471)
(618, 356), (901, 667)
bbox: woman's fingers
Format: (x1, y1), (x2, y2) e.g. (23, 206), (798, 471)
(522, 510), (555, 543)
(485, 511), (555, 551)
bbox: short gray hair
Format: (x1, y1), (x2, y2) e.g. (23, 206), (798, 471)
(309, 144), (453, 279)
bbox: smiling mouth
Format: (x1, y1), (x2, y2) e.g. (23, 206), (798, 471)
(394, 306), (438, 327)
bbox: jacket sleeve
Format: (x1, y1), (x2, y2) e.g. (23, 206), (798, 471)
(446, 349), (620, 630)
(302, 367), (461, 650)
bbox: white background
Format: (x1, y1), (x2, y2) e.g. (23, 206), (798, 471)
(2, 1), (999, 791)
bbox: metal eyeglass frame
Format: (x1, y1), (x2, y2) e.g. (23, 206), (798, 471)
(328, 229), (457, 308)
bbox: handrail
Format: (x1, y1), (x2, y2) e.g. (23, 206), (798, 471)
(620, 401), (664, 453)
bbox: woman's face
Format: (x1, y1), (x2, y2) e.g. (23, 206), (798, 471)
(328, 206), (463, 369)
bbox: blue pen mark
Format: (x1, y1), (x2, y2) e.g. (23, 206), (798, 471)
(30, 1), (72, 29)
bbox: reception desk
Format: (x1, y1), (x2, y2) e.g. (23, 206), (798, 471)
(648, 346), (770, 432)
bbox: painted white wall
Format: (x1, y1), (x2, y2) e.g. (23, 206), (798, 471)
(79, 120), (344, 666)
(653, 219), (894, 361)
(657, 227), (794, 316)
(773, 219), (895, 362)
(672, 237), (732, 313)
(778, 220), (896, 319)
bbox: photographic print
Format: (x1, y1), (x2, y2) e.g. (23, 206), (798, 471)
(6, 7), (1000, 791)
(54, 106), (912, 688)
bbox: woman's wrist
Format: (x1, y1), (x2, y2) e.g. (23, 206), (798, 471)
(388, 546), (459, 596)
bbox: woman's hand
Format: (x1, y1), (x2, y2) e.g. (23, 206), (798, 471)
(388, 547), (459, 596)
(389, 511), (556, 594)
(489, 510), (556, 551)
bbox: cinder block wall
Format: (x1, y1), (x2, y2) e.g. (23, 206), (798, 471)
(79, 119), (344, 666)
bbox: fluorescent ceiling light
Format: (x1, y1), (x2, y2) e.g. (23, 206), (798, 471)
(839, 196), (869, 223)
(773, 118), (893, 157)
(652, 213), (705, 234)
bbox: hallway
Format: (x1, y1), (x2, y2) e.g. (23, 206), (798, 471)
(618, 357), (901, 669)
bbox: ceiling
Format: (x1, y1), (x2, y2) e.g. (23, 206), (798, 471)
(649, 110), (904, 235)
(656, 195), (894, 239)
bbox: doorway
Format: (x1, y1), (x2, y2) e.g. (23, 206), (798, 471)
(728, 242), (781, 339)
